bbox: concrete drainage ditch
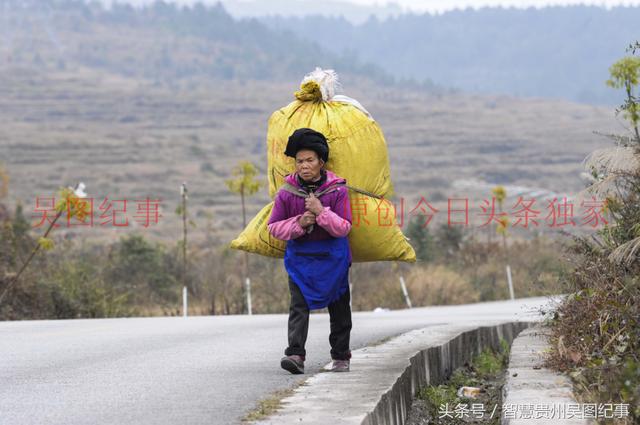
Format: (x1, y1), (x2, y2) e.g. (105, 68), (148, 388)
(253, 321), (536, 425)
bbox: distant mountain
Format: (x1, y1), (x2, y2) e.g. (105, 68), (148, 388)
(0, 0), (396, 86)
(5, 1), (634, 103)
(95, 0), (406, 25)
(219, 0), (405, 24)
(260, 6), (640, 105)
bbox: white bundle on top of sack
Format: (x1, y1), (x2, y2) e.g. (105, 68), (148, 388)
(230, 68), (415, 263)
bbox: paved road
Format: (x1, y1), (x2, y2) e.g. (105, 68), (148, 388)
(0, 296), (556, 425)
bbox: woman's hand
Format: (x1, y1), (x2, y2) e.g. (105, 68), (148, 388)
(298, 211), (316, 228)
(305, 192), (324, 215)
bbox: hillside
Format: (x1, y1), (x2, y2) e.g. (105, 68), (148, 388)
(0, 1), (623, 246)
(0, 0), (394, 85)
(0, 65), (620, 245)
(261, 6), (640, 104)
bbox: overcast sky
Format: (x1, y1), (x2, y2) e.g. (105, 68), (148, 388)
(332, 0), (639, 12)
(113, 0), (640, 13)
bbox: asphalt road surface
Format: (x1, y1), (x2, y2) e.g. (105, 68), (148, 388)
(0, 296), (555, 425)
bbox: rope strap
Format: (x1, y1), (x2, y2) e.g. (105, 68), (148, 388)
(278, 182), (383, 200)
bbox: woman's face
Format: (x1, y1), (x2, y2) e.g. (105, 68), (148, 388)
(295, 149), (324, 181)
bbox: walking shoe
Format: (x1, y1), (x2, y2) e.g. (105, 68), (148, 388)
(280, 355), (305, 374)
(330, 359), (350, 372)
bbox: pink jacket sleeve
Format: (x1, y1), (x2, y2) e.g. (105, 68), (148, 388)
(268, 214), (306, 240)
(316, 206), (352, 238)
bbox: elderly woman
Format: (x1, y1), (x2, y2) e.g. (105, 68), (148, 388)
(267, 128), (353, 374)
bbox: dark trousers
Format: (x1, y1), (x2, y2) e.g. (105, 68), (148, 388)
(284, 274), (352, 361)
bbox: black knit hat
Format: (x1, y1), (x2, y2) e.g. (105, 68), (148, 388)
(284, 128), (329, 162)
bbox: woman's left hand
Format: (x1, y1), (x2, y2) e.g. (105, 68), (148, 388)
(305, 192), (324, 215)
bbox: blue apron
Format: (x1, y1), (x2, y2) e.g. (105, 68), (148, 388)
(284, 236), (350, 310)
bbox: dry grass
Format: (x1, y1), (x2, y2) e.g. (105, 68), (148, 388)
(241, 379), (307, 423)
(404, 264), (480, 306)
(0, 64), (620, 248)
(543, 234), (640, 423)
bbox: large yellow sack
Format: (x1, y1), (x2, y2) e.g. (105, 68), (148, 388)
(230, 68), (415, 263)
(267, 95), (393, 199)
(230, 196), (415, 262)
(231, 203), (287, 257)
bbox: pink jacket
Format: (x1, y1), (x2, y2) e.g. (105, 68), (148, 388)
(267, 170), (353, 261)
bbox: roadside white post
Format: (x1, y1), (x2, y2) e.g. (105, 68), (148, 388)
(399, 275), (412, 308)
(506, 265), (515, 300)
(182, 286), (188, 317)
(246, 277), (252, 315)
(180, 182), (189, 318)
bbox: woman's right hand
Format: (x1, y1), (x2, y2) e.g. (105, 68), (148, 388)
(298, 211), (316, 228)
